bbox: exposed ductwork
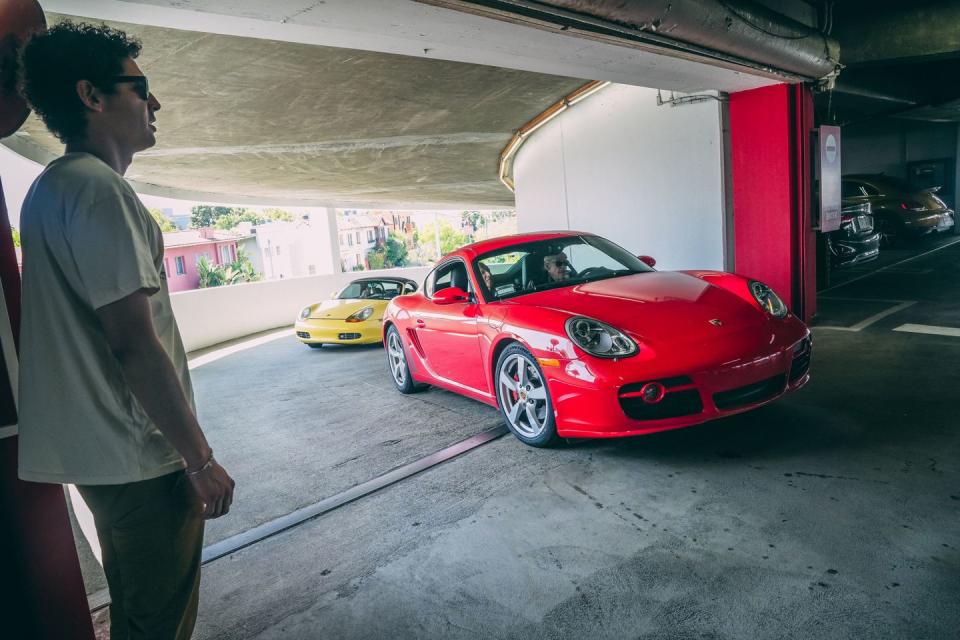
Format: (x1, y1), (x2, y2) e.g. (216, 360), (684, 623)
(423, 0), (840, 81)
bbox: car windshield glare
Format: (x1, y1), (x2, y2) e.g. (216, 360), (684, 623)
(337, 280), (406, 300)
(474, 236), (653, 301)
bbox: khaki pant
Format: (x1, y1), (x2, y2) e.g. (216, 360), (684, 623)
(78, 472), (204, 640)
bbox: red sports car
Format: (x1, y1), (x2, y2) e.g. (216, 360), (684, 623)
(383, 232), (811, 447)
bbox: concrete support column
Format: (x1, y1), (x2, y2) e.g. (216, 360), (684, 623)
(728, 83), (816, 322)
(311, 207), (342, 274)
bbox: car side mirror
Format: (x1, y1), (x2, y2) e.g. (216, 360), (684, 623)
(433, 286), (469, 305)
(638, 255), (656, 267)
(329, 291), (337, 299)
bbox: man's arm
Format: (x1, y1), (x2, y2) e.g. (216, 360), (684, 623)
(97, 290), (234, 519)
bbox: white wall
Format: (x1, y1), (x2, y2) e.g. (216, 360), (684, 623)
(514, 84), (726, 271)
(171, 266), (431, 352)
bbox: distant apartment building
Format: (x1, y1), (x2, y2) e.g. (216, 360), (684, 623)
(162, 228), (250, 292)
(388, 212), (416, 246)
(235, 218), (334, 280)
(338, 213), (389, 270)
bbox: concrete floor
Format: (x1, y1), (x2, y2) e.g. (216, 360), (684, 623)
(81, 236), (960, 638)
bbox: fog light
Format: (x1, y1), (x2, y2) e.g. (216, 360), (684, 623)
(640, 382), (666, 404)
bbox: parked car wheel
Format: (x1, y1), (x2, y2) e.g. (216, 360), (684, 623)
(386, 325), (427, 394)
(495, 344), (561, 447)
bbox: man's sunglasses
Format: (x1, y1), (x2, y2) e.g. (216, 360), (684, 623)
(104, 75), (150, 100)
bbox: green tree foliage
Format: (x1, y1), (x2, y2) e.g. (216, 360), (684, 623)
(461, 210), (486, 233)
(11, 227), (20, 248)
(196, 247), (262, 288)
(365, 230), (408, 270)
(414, 220), (470, 257)
(385, 231), (408, 266)
(190, 205), (237, 229)
(262, 208), (295, 223)
(149, 208), (178, 232)
(213, 208), (298, 230)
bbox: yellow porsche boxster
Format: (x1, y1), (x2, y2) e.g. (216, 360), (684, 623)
(295, 277), (418, 348)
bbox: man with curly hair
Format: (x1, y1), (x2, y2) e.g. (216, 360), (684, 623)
(17, 21), (234, 639)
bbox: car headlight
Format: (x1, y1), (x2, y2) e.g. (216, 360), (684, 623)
(749, 281), (788, 318)
(345, 306), (374, 323)
(564, 316), (638, 358)
(299, 306), (312, 320)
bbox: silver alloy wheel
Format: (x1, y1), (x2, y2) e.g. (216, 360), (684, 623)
(387, 331), (406, 386)
(498, 353), (548, 438)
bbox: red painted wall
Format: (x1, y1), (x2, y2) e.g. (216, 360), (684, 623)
(0, 178), (94, 638)
(728, 83), (816, 321)
(729, 84), (794, 306)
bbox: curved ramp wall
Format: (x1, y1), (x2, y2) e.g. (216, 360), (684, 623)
(513, 84), (726, 271)
(170, 266), (431, 353)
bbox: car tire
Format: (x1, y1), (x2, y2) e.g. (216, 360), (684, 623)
(308, 343), (324, 349)
(495, 344), (561, 448)
(385, 325), (427, 394)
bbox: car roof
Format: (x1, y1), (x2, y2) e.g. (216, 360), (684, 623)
(348, 276), (416, 284)
(447, 230), (597, 261)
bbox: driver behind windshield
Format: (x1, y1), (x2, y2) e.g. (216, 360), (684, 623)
(543, 252), (571, 283)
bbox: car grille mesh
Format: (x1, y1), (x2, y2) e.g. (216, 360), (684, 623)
(713, 374), (786, 411)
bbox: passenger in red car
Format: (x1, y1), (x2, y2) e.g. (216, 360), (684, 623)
(478, 262), (494, 290)
(544, 252), (572, 282)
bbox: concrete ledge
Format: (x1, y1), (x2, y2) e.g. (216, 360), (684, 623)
(170, 267), (431, 352)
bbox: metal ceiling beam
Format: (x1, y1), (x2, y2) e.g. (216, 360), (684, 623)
(422, 0), (840, 81)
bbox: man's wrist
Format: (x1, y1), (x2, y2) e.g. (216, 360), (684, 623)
(185, 448), (214, 474)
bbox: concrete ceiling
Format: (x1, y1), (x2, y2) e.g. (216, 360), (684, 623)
(818, 0), (960, 125)
(4, 1), (783, 208)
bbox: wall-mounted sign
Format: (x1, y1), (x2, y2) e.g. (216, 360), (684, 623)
(819, 125), (842, 233)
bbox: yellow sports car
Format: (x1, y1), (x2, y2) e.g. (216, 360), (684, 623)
(295, 277), (418, 348)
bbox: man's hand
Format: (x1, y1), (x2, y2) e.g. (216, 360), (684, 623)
(186, 460), (235, 519)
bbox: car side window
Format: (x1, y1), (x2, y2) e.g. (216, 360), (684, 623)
(427, 260), (467, 298)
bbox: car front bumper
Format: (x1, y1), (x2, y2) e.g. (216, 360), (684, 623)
(830, 232), (880, 268)
(294, 317), (384, 345)
(541, 320), (811, 439)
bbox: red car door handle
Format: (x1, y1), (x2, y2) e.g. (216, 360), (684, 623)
(416, 319), (426, 327)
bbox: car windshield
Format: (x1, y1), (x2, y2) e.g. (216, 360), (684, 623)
(338, 280), (408, 300)
(474, 235), (654, 301)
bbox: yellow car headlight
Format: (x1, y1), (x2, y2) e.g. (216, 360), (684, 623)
(345, 306), (374, 323)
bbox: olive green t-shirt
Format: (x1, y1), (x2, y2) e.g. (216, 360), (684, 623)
(18, 152), (194, 484)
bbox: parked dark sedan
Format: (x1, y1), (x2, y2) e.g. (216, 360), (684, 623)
(827, 200), (880, 268)
(842, 174), (955, 246)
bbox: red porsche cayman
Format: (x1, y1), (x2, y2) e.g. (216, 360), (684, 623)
(383, 232), (811, 447)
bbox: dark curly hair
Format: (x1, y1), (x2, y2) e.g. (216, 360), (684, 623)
(19, 21), (142, 143)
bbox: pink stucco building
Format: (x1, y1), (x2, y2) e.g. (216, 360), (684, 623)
(162, 228), (249, 292)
